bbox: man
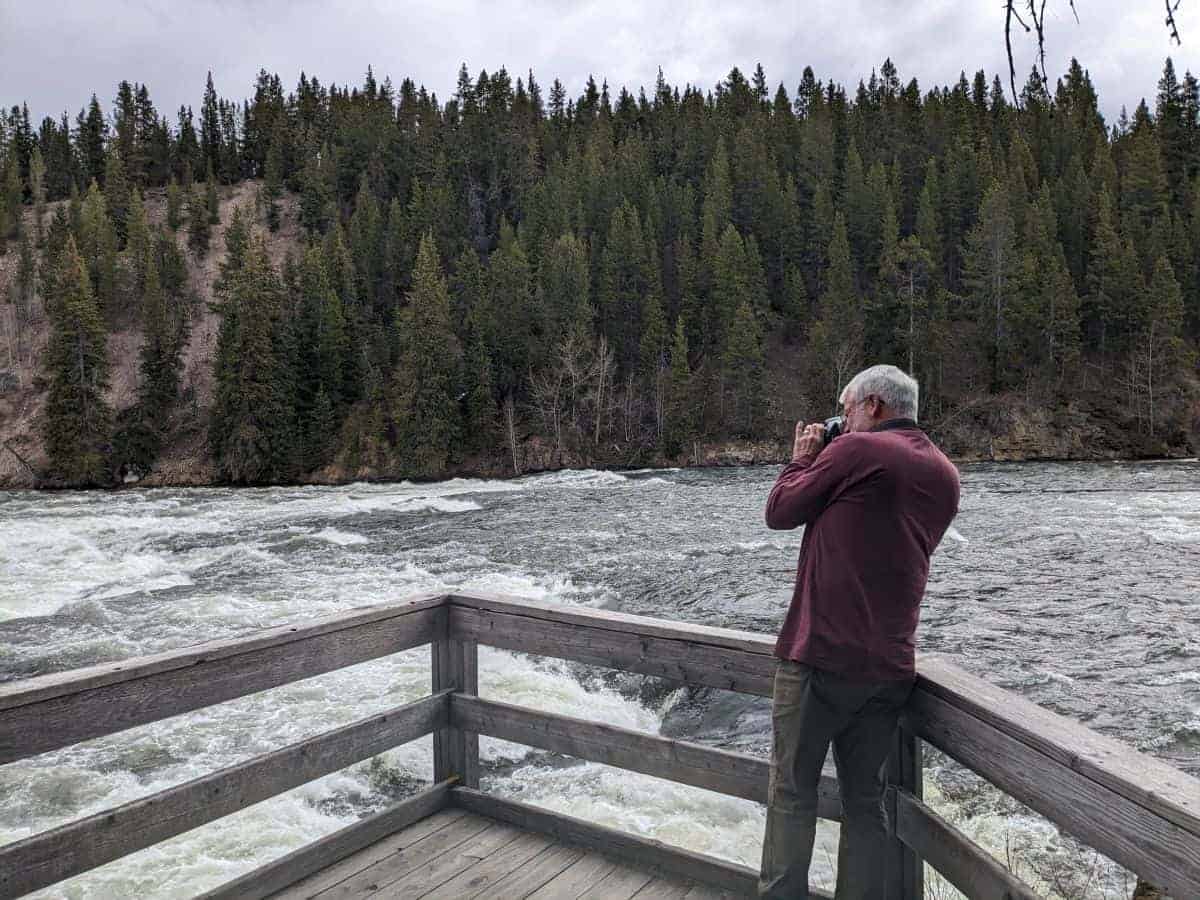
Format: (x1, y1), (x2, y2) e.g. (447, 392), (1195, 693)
(758, 364), (960, 900)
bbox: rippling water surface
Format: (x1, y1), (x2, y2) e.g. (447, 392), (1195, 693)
(1, 461), (1198, 897)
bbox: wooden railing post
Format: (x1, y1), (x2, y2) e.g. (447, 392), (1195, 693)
(432, 632), (479, 788)
(885, 726), (923, 900)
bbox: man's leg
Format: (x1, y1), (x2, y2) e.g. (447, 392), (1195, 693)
(829, 678), (915, 900)
(759, 661), (845, 899)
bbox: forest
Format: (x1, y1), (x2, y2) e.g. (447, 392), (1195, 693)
(0, 58), (1197, 485)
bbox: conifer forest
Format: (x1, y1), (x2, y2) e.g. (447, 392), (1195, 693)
(0, 59), (1198, 486)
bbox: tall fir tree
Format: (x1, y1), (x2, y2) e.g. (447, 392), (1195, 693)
(391, 233), (461, 475)
(43, 237), (111, 484)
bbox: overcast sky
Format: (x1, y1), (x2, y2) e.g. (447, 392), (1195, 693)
(2, 1), (1197, 129)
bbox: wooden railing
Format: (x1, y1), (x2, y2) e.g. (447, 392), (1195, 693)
(1, 591), (1197, 900)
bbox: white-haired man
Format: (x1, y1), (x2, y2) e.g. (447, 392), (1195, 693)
(759, 364), (960, 899)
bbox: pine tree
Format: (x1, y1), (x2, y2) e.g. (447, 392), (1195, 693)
(187, 184), (211, 257)
(721, 300), (764, 436)
(205, 159), (220, 225)
(1085, 190), (1141, 359)
(391, 233), (460, 476)
(1131, 256), (1190, 434)
(488, 219), (539, 393)
(462, 323), (498, 451)
(78, 180), (118, 313)
(295, 247), (347, 465)
(103, 147), (130, 246)
(43, 237), (111, 484)
(210, 238), (294, 483)
(806, 212), (863, 408)
(2, 153), (20, 243)
(539, 233), (592, 342)
(166, 176), (183, 230)
(665, 315), (698, 454)
(1014, 185), (1081, 384)
(916, 159), (944, 284)
(962, 179), (1018, 391)
(125, 187), (151, 293)
(263, 119), (285, 232)
(28, 146), (45, 245)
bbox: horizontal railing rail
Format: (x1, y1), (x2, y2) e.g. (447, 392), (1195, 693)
(1, 590), (1197, 900)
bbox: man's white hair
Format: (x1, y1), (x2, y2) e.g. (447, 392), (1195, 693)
(839, 365), (919, 421)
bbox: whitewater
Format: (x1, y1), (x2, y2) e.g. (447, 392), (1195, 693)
(1, 461), (1198, 897)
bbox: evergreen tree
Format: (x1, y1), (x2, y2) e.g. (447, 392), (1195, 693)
(1014, 185), (1081, 384)
(391, 233), (461, 475)
(166, 176), (183, 231)
(103, 147), (130, 245)
(263, 119), (285, 232)
(721, 299), (764, 436)
(29, 146), (46, 245)
(539, 233), (592, 341)
(295, 247), (347, 466)
(916, 159), (943, 284)
(125, 187), (151, 293)
(205, 158), (220, 225)
(1131, 255), (1190, 433)
(43, 237), (111, 484)
(807, 212), (863, 409)
(1085, 190), (1141, 358)
(665, 315), (698, 453)
(78, 180), (118, 312)
(962, 179), (1018, 390)
(187, 184), (211, 257)
(210, 238), (294, 483)
(2, 153), (20, 243)
(133, 250), (184, 461)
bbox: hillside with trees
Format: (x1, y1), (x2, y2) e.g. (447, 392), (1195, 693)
(0, 59), (1197, 487)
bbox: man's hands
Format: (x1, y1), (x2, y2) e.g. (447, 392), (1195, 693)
(792, 421), (826, 463)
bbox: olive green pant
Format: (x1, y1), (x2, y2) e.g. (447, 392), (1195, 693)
(758, 660), (914, 900)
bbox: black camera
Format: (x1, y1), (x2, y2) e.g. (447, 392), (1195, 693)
(823, 415), (845, 445)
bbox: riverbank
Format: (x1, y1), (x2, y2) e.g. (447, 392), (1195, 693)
(2, 390), (1196, 490)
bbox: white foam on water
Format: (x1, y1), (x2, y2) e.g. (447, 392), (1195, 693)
(310, 528), (371, 546)
(521, 469), (630, 489)
(945, 526), (969, 544)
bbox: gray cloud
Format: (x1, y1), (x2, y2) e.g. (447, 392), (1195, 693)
(2, 1), (1195, 128)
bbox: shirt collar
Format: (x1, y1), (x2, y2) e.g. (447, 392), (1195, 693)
(870, 417), (920, 433)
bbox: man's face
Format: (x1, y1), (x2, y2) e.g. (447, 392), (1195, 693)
(842, 394), (878, 433)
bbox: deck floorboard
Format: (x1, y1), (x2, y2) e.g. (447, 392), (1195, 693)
(263, 805), (753, 900)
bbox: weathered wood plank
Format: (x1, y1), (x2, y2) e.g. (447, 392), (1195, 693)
(630, 876), (697, 899)
(451, 787), (763, 896)
(905, 687), (1200, 896)
(884, 729), (923, 900)
(449, 605), (775, 696)
(0, 692), (450, 900)
(577, 863), (654, 899)
(419, 828), (553, 899)
(893, 790), (1039, 900)
(0, 596), (445, 764)
(474, 842), (585, 898)
(449, 593), (775, 655)
(370, 822), (524, 897)
(525, 852), (619, 900)
(679, 887), (740, 900)
(917, 655), (1200, 840)
(262, 807), (469, 900)
(432, 638), (480, 788)
(308, 814), (495, 900)
(200, 781), (455, 900)
(451, 694), (841, 819)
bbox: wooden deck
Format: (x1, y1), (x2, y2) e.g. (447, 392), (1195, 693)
(272, 806), (740, 900)
(5, 591), (1200, 900)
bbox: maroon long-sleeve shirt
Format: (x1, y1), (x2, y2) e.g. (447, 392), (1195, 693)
(766, 419), (960, 681)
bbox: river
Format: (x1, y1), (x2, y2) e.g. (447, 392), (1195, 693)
(1, 460), (1198, 898)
